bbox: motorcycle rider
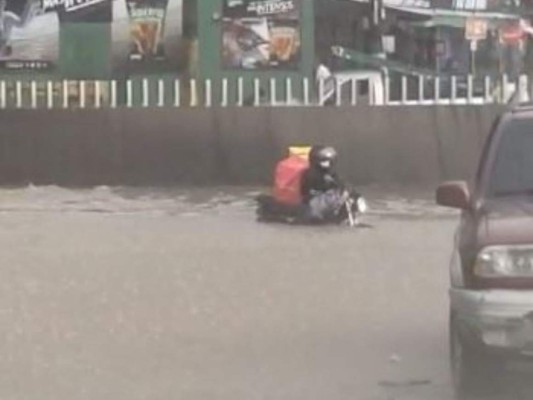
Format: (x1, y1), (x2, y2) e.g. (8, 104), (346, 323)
(300, 145), (347, 220)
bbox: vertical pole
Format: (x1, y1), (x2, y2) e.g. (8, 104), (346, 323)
(158, 79), (164, 107)
(318, 79), (325, 106)
(79, 81), (86, 108)
(190, 79), (198, 107)
(95, 81), (101, 108)
(467, 74), (473, 103)
(401, 76), (407, 104)
(519, 74), (529, 102)
(16, 81), (22, 109)
(237, 77), (244, 106)
(502, 74), (508, 104)
(254, 78), (261, 106)
(63, 80), (69, 109)
(369, 78), (375, 105)
(0, 80), (7, 109)
(174, 80), (180, 107)
(30, 81), (37, 109)
(285, 77), (292, 104)
(451, 75), (457, 103)
(434, 76), (440, 103)
(221, 79), (228, 107)
(205, 79), (212, 107)
(303, 78), (310, 106)
(47, 81), (53, 109)
(111, 80), (117, 108)
(142, 78), (149, 107)
(335, 79), (342, 106)
(484, 75), (491, 103)
(470, 40), (477, 76)
(126, 79), (133, 108)
(384, 74), (390, 104)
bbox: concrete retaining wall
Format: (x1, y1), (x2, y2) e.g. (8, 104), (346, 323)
(0, 106), (503, 186)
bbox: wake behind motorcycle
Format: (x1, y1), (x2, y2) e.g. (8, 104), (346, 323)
(256, 189), (368, 226)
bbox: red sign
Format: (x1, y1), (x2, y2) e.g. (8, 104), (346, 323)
(500, 22), (524, 44)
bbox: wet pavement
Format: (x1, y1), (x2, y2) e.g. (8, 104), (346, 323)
(0, 185), (529, 400)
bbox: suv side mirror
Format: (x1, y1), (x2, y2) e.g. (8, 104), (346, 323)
(436, 181), (471, 210)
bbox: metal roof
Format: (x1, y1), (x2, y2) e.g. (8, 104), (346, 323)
(340, 0), (522, 19)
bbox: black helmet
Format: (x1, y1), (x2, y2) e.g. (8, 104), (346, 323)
(310, 145), (337, 170)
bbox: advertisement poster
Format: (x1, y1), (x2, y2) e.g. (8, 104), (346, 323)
(44, 0), (111, 22)
(112, 0), (182, 72)
(126, 0), (167, 61)
(0, 0), (182, 72)
(0, 0), (112, 70)
(222, 0), (301, 70)
(0, 0), (59, 70)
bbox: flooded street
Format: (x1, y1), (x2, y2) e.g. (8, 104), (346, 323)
(0, 185), (523, 400)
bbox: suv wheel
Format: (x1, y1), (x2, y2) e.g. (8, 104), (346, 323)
(450, 312), (502, 399)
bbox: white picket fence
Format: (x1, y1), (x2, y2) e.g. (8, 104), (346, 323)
(0, 74), (529, 109)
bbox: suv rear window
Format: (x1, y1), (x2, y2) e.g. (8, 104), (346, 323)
(488, 117), (533, 197)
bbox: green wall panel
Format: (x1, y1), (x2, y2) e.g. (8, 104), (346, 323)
(59, 23), (111, 79)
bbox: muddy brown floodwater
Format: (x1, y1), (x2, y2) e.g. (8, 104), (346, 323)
(0, 185), (530, 400)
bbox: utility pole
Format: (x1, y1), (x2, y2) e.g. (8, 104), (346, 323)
(369, 0), (385, 58)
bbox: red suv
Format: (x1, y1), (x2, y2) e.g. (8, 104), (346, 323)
(437, 104), (533, 398)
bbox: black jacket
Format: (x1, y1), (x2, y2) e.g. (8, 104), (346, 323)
(300, 167), (344, 204)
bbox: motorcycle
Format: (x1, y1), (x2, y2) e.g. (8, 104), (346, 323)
(256, 189), (368, 226)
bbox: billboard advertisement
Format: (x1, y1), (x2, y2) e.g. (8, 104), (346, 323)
(0, 0), (112, 71)
(44, 0), (111, 21)
(222, 0), (301, 70)
(112, 0), (182, 73)
(0, 0), (182, 73)
(0, 0), (58, 70)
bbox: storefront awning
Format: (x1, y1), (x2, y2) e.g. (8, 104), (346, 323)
(331, 45), (437, 77)
(409, 15), (466, 27)
(386, 4), (520, 20)
(339, 0), (521, 19)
